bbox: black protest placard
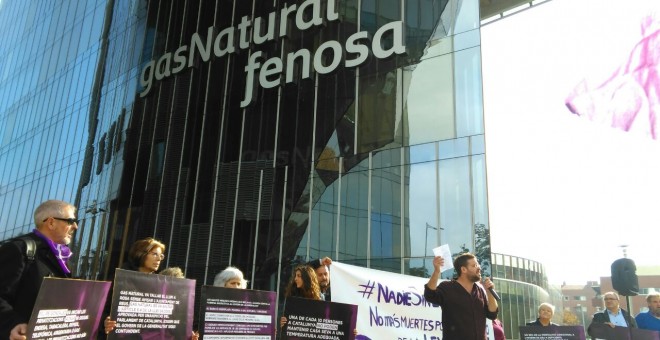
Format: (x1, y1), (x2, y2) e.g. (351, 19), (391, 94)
(519, 325), (586, 340)
(108, 269), (195, 339)
(587, 323), (622, 340)
(282, 297), (358, 340)
(199, 286), (276, 338)
(588, 323), (660, 340)
(26, 277), (111, 339)
(632, 328), (660, 340)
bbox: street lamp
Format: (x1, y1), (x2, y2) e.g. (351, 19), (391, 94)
(424, 223), (439, 271)
(576, 304), (586, 328)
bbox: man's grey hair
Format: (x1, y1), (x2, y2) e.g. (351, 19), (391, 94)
(647, 292), (660, 302)
(603, 291), (620, 300)
(34, 200), (76, 227)
(214, 266), (247, 288)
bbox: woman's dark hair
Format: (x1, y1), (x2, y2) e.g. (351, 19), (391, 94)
(284, 265), (321, 300)
(127, 237), (166, 269)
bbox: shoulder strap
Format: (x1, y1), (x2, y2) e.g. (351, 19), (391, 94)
(18, 235), (37, 262)
(1, 235), (38, 262)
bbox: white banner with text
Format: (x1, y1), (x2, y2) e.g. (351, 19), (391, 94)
(331, 262), (442, 340)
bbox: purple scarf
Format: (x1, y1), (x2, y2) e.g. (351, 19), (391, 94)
(34, 229), (73, 274)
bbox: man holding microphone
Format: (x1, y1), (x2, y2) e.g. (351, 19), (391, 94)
(425, 253), (499, 340)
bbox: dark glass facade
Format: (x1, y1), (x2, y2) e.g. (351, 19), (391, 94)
(0, 0), (488, 315)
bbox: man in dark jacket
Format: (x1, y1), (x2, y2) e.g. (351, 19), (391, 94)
(0, 200), (77, 340)
(587, 291), (637, 339)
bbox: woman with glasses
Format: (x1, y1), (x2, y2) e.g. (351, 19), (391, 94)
(124, 237), (166, 273)
(104, 238), (203, 339)
(103, 238), (166, 335)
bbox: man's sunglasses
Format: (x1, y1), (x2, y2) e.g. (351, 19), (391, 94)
(43, 217), (79, 225)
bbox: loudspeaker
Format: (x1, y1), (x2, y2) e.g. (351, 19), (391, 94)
(611, 258), (639, 296)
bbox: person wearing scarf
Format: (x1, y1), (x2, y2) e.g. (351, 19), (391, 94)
(0, 200), (77, 340)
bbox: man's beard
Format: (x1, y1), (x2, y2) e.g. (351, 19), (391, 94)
(652, 307), (660, 317)
(319, 282), (329, 291)
(468, 272), (481, 283)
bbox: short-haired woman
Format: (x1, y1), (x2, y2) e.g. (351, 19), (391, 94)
(214, 266), (248, 288)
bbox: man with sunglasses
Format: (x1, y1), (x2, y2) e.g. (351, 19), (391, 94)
(0, 200), (78, 340)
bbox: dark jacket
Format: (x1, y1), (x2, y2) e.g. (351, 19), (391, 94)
(321, 285), (332, 302)
(590, 308), (637, 327)
(526, 318), (559, 326)
(587, 308), (637, 338)
(0, 232), (70, 337)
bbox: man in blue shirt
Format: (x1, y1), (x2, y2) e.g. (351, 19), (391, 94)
(587, 291), (637, 339)
(636, 293), (660, 332)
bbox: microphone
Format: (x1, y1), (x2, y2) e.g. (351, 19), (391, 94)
(488, 287), (501, 302)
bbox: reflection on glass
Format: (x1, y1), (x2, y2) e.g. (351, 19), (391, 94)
(356, 72), (399, 153)
(405, 55), (455, 145)
(455, 46), (484, 137)
(408, 161), (437, 258)
(453, 0), (480, 35)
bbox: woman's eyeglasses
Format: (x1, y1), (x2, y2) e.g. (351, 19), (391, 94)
(148, 252), (165, 260)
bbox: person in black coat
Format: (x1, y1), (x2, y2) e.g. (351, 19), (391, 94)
(0, 200), (77, 340)
(587, 291), (637, 339)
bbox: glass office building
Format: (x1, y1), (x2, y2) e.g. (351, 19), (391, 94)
(492, 253), (563, 339)
(0, 0), (489, 302)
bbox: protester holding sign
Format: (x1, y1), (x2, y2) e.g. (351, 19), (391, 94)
(424, 253), (499, 340)
(103, 237), (166, 335)
(0, 200), (77, 340)
(281, 264), (358, 338)
(280, 265), (322, 329)
(587, 291), (637, 338)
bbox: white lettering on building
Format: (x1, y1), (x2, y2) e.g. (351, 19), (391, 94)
(139, 0), (407, 108)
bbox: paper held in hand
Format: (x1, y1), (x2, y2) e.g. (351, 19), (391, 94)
(432, 244), (454, 273)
